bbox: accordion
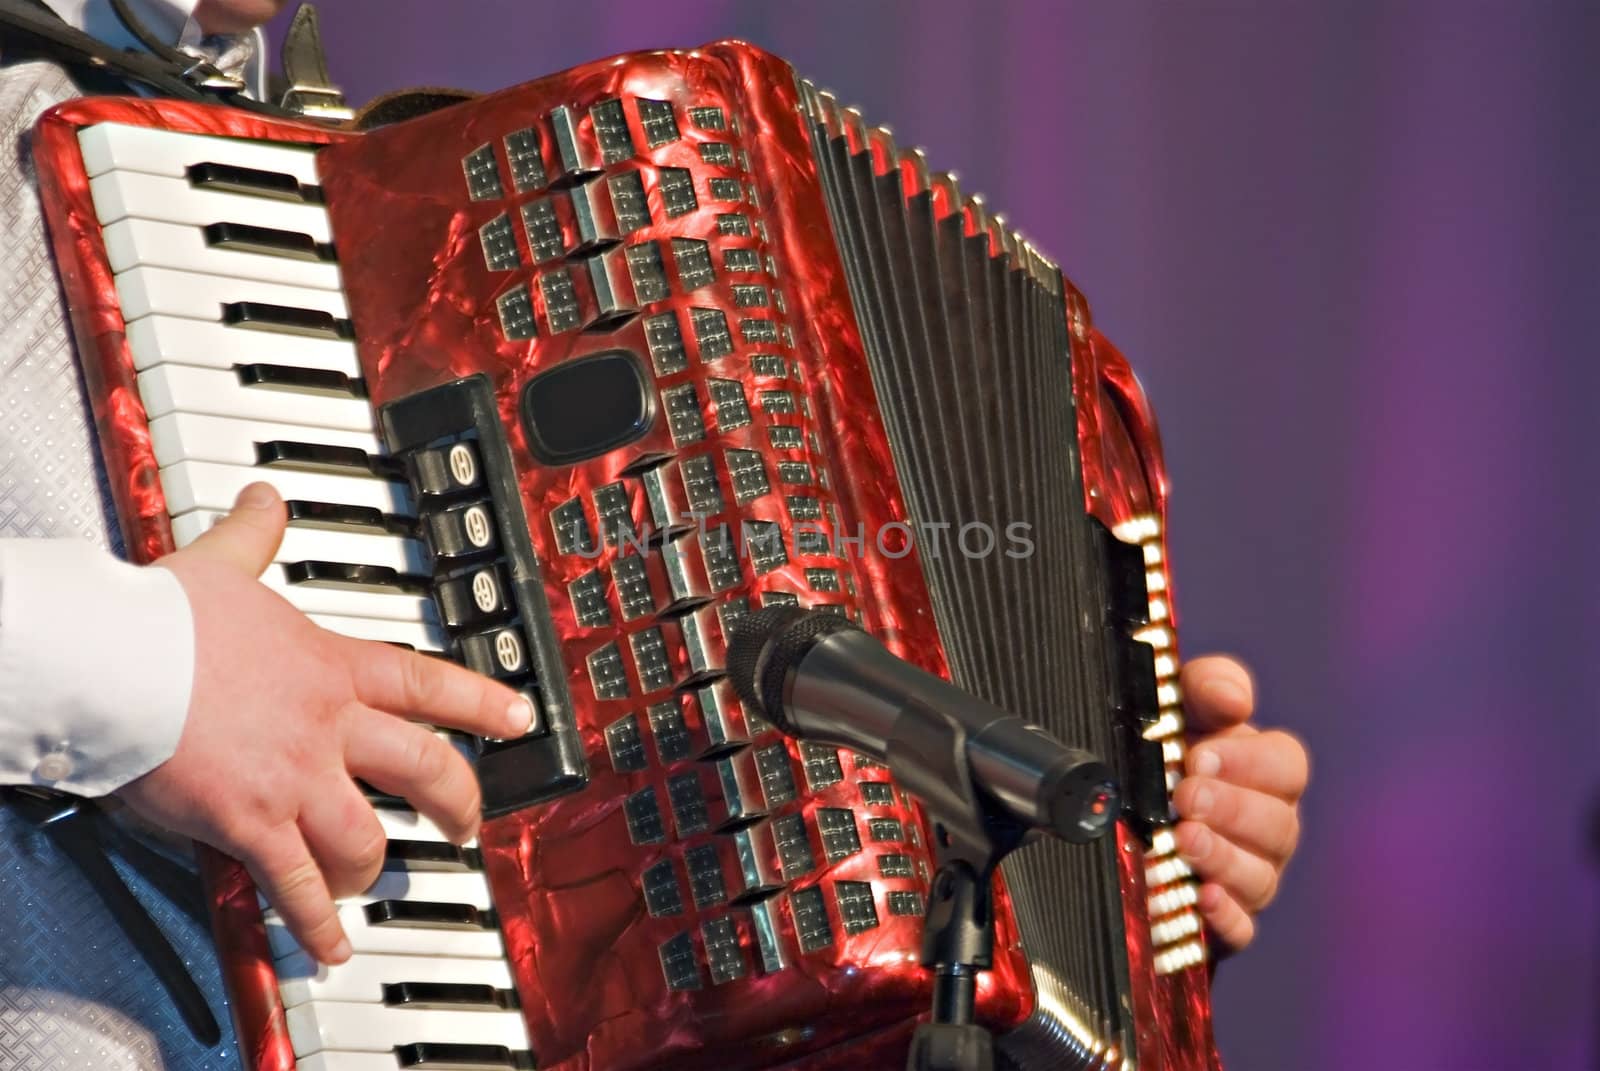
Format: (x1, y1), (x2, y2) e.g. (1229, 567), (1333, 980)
(31, 39), (1217, 1071)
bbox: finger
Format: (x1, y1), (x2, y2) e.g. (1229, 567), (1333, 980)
(1175, 819), (1280, 912)
(1186, 729), (1309, 801)
(180, 482), (287, 576)
(343, 707), (482, 845)
(1197, 882), (1256, 952)
(1180, 655), (1256, 733)
(340, 637), (534, 740)
(243, 824), (349, 965)
(1172, 776), (1300, 864)
(298, 774), (389, 898)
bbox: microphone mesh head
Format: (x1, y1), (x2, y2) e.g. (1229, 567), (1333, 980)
(724, 606), (858, 731)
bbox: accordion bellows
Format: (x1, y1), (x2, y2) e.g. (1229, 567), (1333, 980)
(32, 38), (1217, 1071)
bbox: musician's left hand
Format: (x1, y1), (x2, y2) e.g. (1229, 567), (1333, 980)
(1171, 656), (1308, 954)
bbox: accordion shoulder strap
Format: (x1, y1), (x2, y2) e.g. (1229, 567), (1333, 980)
(0, 0), (286, 113)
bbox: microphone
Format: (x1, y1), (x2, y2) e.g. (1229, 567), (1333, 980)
(725, 606), (1119, 844)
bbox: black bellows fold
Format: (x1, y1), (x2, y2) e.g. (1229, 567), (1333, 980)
(798, 82), (1134, 1070)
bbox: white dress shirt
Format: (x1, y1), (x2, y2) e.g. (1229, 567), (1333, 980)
(0, 542), (193, 795)
(0, 0), (266, 797)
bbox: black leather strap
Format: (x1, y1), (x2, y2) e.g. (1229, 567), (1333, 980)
(0, 0), (290, 114)
(2, 788), (222, 1048)
(280, 3), (331, 96)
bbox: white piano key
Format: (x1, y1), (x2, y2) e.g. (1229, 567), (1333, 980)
(259, 873), (492, 922)
(115, 265), (348, 323)
(138, 364), (373, 432)
(127, 316), (360, 376)
(354, 870), (491, 908)
(269, 872), (493, 914)
(286, 1000), (529, 1057)
(104, 218), (345, 291)
(265, 904), (505, 960)
(259, 564), (435, 623)
(275, 950), (514, 1008)
(157, 460), (411, 516)
(304, 613), (447, 652)
(79, 122), (322, 185)
(89, 170), (334, 237)
(171, 509), (428, 573)
(150, 413), (381, 470)
(374, 808), (454, 844)
(293, 1052), (402, 1071)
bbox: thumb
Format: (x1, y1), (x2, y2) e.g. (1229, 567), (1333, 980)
(181, 482), (287, 577)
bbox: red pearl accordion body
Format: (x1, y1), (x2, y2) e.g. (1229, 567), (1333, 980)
(31, 39), (1216, 1071)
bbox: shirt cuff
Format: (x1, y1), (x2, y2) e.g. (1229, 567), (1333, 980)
(0, 539), (195, 796)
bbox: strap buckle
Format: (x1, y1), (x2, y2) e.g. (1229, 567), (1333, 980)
(277, 4), (354, 121)
(178, 53), (247, 93)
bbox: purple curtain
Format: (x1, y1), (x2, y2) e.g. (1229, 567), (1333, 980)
(276, 3), (1599, 1065)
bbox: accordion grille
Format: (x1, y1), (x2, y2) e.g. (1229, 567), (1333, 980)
(799, 82), (1134, 1067)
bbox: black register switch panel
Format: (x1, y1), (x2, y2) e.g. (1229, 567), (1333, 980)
(381, 374), (587, 817)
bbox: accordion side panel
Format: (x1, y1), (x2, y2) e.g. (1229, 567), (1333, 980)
(1079, 327), (1220, 1071)
(31, 97), (350, 1071)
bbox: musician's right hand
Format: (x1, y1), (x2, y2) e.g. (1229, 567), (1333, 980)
(115, 482), (535, 966)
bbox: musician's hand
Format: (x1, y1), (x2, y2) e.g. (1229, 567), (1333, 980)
(1171, 655), (1308, 954)
(117, 483), (534, 965)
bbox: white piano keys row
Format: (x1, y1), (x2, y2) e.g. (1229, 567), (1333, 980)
(79, 121), (531, 1068)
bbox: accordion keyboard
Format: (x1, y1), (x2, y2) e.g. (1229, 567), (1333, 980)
(79, 122), (534, 1069)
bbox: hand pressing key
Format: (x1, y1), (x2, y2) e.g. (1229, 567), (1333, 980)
(117, 483), (532, 965)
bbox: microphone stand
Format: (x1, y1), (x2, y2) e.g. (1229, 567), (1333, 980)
(887, 701), (1035, 1071)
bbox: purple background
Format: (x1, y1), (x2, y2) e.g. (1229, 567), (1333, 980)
(272, 3), (1598, 1066)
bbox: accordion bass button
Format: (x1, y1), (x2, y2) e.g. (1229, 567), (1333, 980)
(547, 104), (604, 184)
(715, 748), (769, 832)
(659, 533), (713, 609)
(568, 178), (622, 252)
(582, 247), (640, 329)
(694, 678), (752, 755)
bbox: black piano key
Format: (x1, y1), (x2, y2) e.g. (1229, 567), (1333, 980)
(381, 981), (517, 1010)
(396, 1042), (536, 1070)
(235, 362), (366, 398)
(282, 560), (430, 595)
(186, 161), (318, 203)
(203, 221), (334, 262)
(285, 499), (415, 535)
(222, 301), (353, 340)
(384, 839), (483, 872)
(254, 440), (404, 479)
(363, 899), (495, 931)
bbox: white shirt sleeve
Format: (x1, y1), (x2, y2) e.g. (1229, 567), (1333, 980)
(0, 539), (194, 796)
